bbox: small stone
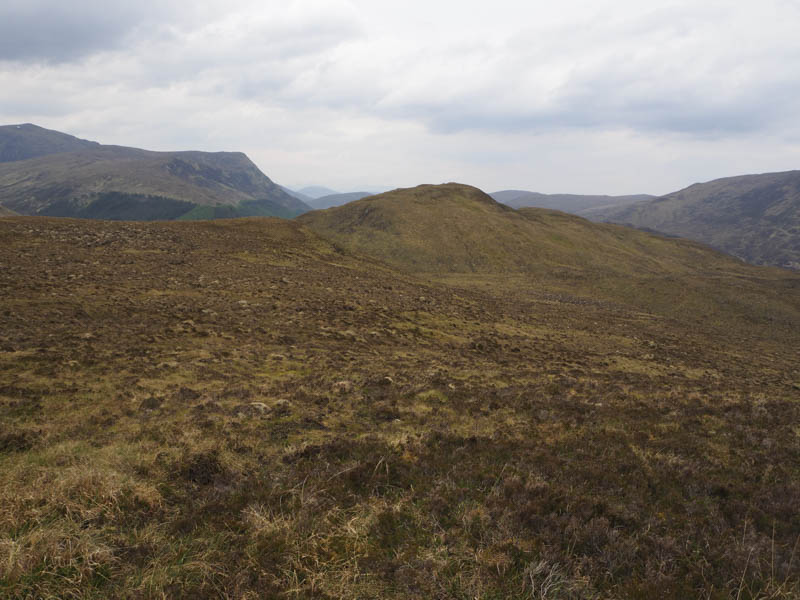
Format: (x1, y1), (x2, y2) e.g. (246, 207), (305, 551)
(249, 402), (269, 413)
(378, 376), (394, 386)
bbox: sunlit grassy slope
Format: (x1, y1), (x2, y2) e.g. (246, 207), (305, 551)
(1, 209), (799, 599)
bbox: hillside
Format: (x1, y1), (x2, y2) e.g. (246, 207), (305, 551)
(0, 125), (310, 220)
(0, 123), (99, 162)
(308, 191), (372, 209)
(492, 189), (653, 214)
(0, 205), (17, 216)
(299, 182), (800, 336)
(300, 183), (740, 276)
(593, 170), (800, 269)
(2, 214), (800, 599)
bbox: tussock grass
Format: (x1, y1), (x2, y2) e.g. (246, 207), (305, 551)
(1, 215), (799, 597)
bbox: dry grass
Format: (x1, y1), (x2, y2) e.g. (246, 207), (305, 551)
(1, 215), (799, 598)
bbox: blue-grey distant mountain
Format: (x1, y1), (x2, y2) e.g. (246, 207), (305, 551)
(308, 192), (372, 210)
(491, 189), (654, 215)
(592, 170), (800, 270)
(295, 185), (339, 199)
(280, 186), (314, 204)
(0, 124), (310, 220)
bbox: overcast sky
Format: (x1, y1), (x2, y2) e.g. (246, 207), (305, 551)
(1, 0), (799, 194)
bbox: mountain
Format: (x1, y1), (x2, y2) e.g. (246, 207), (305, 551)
(0, 123), (99, 162)
(307, 191), (372, 210)
(491, 189), (654, 214)
(0, 124), (310, 220)
(295, 185), (339, 199)
(0, 204), (17, 216)
(3, 210), (799, 598)
(280, 185), (314, 203)
(591, 170), (800, 270)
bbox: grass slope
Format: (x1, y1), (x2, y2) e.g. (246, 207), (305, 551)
(299, 184), (706, 275)
(2, 211), (800, 598)
(0, 126), (310, 220)
(594, 170), (800, 270)
(298, 184), (800, 337)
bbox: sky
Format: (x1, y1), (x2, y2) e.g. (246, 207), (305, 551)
(1, 0), (800, 195)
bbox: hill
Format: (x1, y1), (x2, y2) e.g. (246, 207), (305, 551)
(300, 183), (737, 276)
(0, 205), (17, 216)
(308, 191), (372, 209)
(0, 123), (99, 163)
(299, 182), (800, 335)
(492, 189), (654, 214)
(2, 214), (800, 598)
(593, 170), (800, 269)
(0, 125), (310, 220)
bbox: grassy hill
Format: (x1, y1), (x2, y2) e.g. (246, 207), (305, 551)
(593, 170), (800, 270)
(298, 182), (746, 276)
(2, 213), (799, 598)
(492, 189), (653, 214)
(0, 125), (310, 220)
(300, 182), (800, 338)
(0, 123), (99, 163)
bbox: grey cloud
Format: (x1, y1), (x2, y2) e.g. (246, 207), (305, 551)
(0, 0), (181, 62)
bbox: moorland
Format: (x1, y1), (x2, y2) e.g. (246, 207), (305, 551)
(2, 179), (800, 598)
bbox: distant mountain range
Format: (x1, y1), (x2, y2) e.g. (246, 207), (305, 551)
(490, 190), (654, 215)
(294, 185), (339, 199)
(0, 124), (310, 220)
(282, 186), (379, 209)
(592, 171), (800, 270)
(306, 192), (373, 210)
